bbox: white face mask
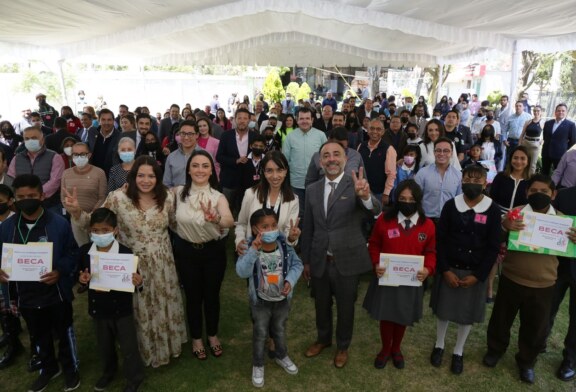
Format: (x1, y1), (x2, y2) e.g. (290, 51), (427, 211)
(63, 147), (73, 156)
(73, 156), (89, 168)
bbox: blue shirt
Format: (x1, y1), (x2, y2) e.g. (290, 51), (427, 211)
(503, 112), (531, 140)
(282, 128), (327, 189)
(415, 164), (462, 218)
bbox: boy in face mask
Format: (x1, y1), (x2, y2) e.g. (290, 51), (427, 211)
(240, 135), (267, 192)
(484, 174), (576, 384)
(0, 174), (80, 392)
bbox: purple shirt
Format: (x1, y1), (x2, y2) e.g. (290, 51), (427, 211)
(552, 148), (576, 187)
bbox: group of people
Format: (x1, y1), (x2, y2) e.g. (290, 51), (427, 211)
(0, 89), (574, 391)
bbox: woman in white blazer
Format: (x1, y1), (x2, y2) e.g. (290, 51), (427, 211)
(235, 151), (300, 254)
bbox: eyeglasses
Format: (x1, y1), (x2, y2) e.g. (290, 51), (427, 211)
(72, 153), (89, 158)
(434, 149), (452, 154)
(180, 132), (197, 138)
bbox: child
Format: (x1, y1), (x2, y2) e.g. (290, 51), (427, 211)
(461, 144), (482, 169)
(240, 135), (267, 192)
(392, 145), (421, 202)
(236, 208), (303, 388)
(78, 208), (144, 392)
(477, 124), (502, 167)
(429, 165), (501, 375)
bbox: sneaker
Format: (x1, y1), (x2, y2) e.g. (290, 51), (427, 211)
(275, 356), (298, 375)
(64, 371), (81, 391)
(28, 368), (62, 392)
(252, 366), (264, 388)
(94, 374), (114, 391)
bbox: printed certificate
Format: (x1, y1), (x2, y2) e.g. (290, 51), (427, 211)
(1, 242), (53, 281)
(378, 253), (424, 287)
(508, 212), (575, 257)
(89, 252), (138, 293)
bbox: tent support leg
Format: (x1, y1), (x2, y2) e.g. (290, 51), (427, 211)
(57, 59), (68, 106)
(510, 40), (520, 100)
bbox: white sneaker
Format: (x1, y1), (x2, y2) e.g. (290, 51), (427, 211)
(252, 366), (264, 388)
(275, 356), (298, 375)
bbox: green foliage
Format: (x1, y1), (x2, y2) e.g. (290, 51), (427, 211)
(285, 82), (300, 99)
(296, 82), (312, 101)
(16, 70), (76, 105)
(0, 63), (19, 73)
(487, 90), (503, 106)
(400, 88), (414, 99)
(262, 68), (285, 104)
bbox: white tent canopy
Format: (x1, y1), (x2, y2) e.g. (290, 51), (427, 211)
(1, 0), (576, 67)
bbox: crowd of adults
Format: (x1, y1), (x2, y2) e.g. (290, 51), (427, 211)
(0, 88), (575, 391)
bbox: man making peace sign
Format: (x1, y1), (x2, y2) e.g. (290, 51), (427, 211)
(300, 141), (382, 368)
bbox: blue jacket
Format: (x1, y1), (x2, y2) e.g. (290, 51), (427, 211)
(1, 210), (79, 306)
(236, 234), (303, 305)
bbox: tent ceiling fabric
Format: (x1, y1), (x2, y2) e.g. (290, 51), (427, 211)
(1, 0), (575, 66)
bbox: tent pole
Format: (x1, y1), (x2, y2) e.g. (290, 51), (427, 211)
(57, 59), (69, 106)
(510, 40), (520, 100)
(437, 63), (444, 105)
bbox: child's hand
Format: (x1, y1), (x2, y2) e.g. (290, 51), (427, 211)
(132, 273), (143, 287)
(252, 232), (262, 250)
(375, 265), (386, 278)
(281, 281), (292, 296)
(79, 268), (91, 284)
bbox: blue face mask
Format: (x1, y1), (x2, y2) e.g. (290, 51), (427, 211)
(91, 232), (115, 248)
(25, 139), (41, 152)
(261, 229), (279, 243)
(248, 121), (257, 129)
(119, 151), (135, 163)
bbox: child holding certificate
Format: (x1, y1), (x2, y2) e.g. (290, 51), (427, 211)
(429, 165), (501, 375)
(363, 180), (436, 370)
(78, 208), (145, 392)
(236, 208), (303, 388)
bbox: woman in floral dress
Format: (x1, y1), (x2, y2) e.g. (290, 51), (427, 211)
(65, 156), (187, 367)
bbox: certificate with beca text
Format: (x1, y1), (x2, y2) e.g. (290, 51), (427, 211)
(1, 242), (53, 281)
(89, 252), (139, 293)
(508, 212), (575, 257)
(378, 253), (424, 287)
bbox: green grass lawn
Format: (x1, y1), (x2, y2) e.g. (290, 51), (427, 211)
(3, 242), (575, 392)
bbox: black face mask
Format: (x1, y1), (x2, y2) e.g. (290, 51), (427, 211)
(145, 142), (159, 151)
(0, 202), (9, 215)
(528, 192), (551, 210)
(15, 199), (42, 215)
(407, 133), (417, 140)
(486, 115), (494, 121)
(264, 134), (273, 141)
(398, 202), (418, 217)
(462, 183), (484, 200)
(251, 148), (264, 156)
(64, 114), (73, 120)
(400, 117), (409, 124)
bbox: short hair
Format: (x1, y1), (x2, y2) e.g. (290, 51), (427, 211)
(90, 208), (118, 228)
(118, 137), (136, 149)
(179, 119), (197, 131)
(297, 107), (312, 117)
(119, 104), (129, 111)
(434, 136), (453, 149)
(72, 142), (90, 152)
(136, 113), (151, 123)
(0, 184), (14, 199)
(556, 103), (568, 111)
(23, 126), (42, 135)
(13, 174), (43, 193)
(446, 109), (460, 119)
(249, 208), (279, 237)
(526, 173), (556, 192)
(0, 149), (5, 162)
(235, 108), (251, 118)
(54, 117), (67, 130)
(405, 123), (419, 133)
(121, 113), (136, 127)
(252, 134), (266, 145)
(319, 140), (346, 155)
(462, 164), (487, 180)
(329, 126), (348, 141)
(170, 103), (180, 110)
(501, 95), (509, 100)
(98, 108), (114, 119)
(30, 111), (41, 119)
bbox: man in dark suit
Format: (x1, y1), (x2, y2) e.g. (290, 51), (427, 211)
(301, 141), (381, 368)
(158, 104), (181, 143)
(444, 109), (473, 161)
(216, 108), (257, 213)
(254, 100), (269, 129)
(77, 112), (98, 151)
(542, 103), (576, 175)
(548, 185), (576, 381)
(313, 105), (334, 135)
(45, 117), (80, 153)
(91, 109), (121, 177)
(356, 98), (379, 125)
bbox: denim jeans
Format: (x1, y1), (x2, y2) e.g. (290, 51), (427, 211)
(250, 298), (290, 367)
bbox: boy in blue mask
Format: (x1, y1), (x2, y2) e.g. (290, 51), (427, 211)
(78, 208), (144, 392)
(236, 208), (303, 388)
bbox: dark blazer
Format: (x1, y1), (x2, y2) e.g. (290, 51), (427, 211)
(256, 112), (269, 128)
(239, 158), (262, 192)
(552, 186), (576, 280)
(215, 129), (257, 189)
(159, 118), (179, 143)
(313, 118), (333, 135)
(45, 128), (80, 153)
(356, 109), (379, 126)
(301, 174), (382, 278)
(382, 129), (408, 155)
(76, 126), (98, 151)
(542, 119), (576, 160)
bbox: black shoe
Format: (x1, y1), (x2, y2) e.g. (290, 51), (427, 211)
(28, 368), (61, 392)
(123, 380), (142, 392)
(392, 352), (405, 369)
(0, 338), (23, 369)
(94, 374), (115, 391)
(451, 354), (464, 375)
(557, 359), (576, 381)
(28, 354), (42, 372)
(430, 347), (444, 367)
(519, 367), (535, 384)
(373, 354), (389, 369)
(64, 371), (81, 392)
(482, 351), (501, 368)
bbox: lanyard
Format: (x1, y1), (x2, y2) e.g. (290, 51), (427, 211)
(17, 210), (44, 244)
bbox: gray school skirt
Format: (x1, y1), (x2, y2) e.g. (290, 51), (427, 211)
(363, 277), (424, 326)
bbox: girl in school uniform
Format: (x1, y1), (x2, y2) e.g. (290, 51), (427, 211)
(363, 179), (436, 369)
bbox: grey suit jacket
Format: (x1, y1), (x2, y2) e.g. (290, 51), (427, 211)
(301, 174), (381, 278)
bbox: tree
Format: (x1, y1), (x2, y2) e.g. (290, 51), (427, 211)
(296, 82), (312, 101)
(285, 82), (300, 99)
(17, 69), (76, 107)
(424, 65), (452, 106)
(261, 68), (285, 104)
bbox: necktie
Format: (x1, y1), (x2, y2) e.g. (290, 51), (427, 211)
(405, 219), (412, 230)
(82, 129), (88, 142)
(328, 182), (337, 205)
